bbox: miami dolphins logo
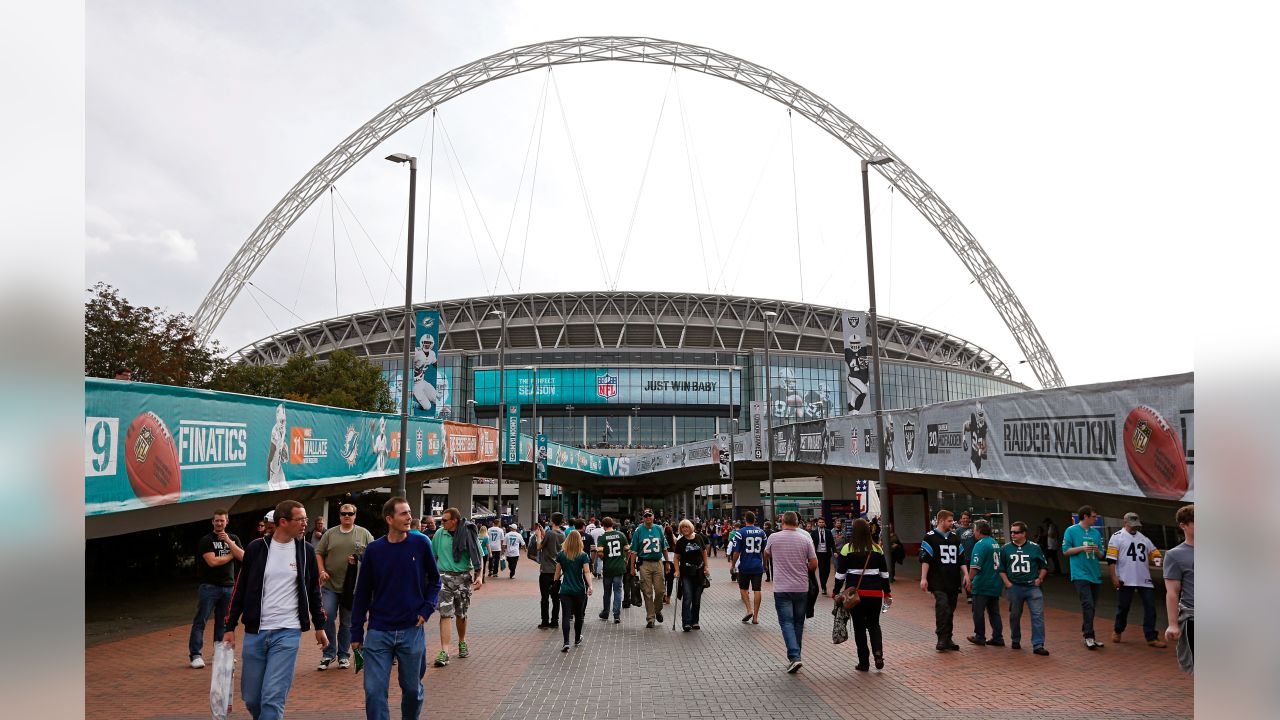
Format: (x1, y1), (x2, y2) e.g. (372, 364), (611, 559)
(341, 425), (360, 466)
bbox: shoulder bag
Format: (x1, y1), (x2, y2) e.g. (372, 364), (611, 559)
(839, 550), (873, 611)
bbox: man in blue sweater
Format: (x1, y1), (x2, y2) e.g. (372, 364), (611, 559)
(352, 496), (442, 720)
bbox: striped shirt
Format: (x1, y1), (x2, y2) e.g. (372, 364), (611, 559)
(834, 546), (890, 597)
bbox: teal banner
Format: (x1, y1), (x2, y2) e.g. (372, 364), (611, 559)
(411, 309), (442, 416)
(503, 404), (521, 464)
(535, 434), (549, 480)
(472, 367), (741, 406)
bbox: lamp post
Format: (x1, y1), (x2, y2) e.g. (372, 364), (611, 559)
(862, 155), (896, 550)
(525, 365), (538, 437)
(465, 399), (476, 425)
(526, 364), (538, 525)
(385, 152), (416, 500)
(763, 310), (777, 522)
(490, 308), (506, 519)
(727, 364), (741, 516)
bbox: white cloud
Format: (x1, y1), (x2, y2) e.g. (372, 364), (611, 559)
(85, 204), (199, 264)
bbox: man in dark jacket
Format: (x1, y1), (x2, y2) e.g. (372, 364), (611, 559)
(223, 500), (327, 720)
(810, 517), (836, 597)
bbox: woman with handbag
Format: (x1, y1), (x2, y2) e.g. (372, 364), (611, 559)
(834, 518), (892, 671)
(673, 519), (711, 631)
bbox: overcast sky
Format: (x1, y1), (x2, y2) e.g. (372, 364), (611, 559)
(87, 1), (1267, 388)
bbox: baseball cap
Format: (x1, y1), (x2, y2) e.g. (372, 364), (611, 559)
(264, 510), (275, 522)
(643, 509), (654, 517)
(509, 523), (518, 530)
(1123, 512), (1141, 527)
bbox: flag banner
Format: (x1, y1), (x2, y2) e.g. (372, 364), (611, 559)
(535, 434), (549, 481)
(749, 400), (765, 459)
(841, 311), (872, 415)
(410, 310), (443, 417)
(714, 433), (731, 480)
(503, 404), (520, 464)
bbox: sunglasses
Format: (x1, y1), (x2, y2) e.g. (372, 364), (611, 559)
(1011, 529), (1025, 534)
(340, 512), (356, 517)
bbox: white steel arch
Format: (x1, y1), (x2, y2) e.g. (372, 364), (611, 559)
(195, 36), (1065, 388)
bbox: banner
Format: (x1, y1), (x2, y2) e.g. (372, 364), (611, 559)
(473, 367), (741, 407)
(441, 421), (498, 465)
(535, 434), (549, 481)
(841, 310), (872, 415)
(766, 365), (839, 421)
(714, 433), (731, 480)
(749, 400), (765, 460)
(503, 404), (520, 464)
(411, 310), (442, 417)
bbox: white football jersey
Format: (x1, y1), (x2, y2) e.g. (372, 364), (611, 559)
(1106, 530), (1160, 587)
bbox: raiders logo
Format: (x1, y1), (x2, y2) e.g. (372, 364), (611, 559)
(904, 422), (916, 461)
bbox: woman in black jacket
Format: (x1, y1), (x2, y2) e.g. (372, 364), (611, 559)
(834, 518), (892, 671)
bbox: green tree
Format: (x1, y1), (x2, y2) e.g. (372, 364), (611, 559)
(213, 350), (395, 413)
(84, 282), (225, 387)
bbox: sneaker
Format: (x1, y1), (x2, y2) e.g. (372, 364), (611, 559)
(1147, 638), (1168, 648)
(1084, 638), (1100, 650)
(317, 657), (335, 671)
(614, 617), (620, 624)
(458, 641), (469, 659)
(189, 657), (205, 669)
(966, 635), (986, 646)
(575, 637), (583, 647)
(561, 644), (569, 653)
(947, 642), (961, 651)
(692, 624), (700, 630)
(1034, 647), (1050, 656)
(656, 611), (664, 623)
(742, 614), (753, 623)
(599, 612), (609, 620)
(936, 642), (948, 653)
(1011, 641), (1022, 650)
(646, 620), (655, 628)
(786, 660), (803, 674)
(683, 626), (692, 632)
(987, 639), (1005, 647)
(338, 658), (351, 669)
(434, 650), (450, 667)
(1112, 631), (1123, 643)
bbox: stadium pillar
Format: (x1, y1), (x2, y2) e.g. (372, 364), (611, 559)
(518, 481), (537, 528)
(407, 479), (424, 520)
(448, 475), (472, 518)
(819, 477), (857, 520)
(733, 479), (761, 509)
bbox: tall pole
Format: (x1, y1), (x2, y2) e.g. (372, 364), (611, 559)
(764, 311), (776, 522)
(392, 156), (417, 501)
(496, 308), (506, 519)
(529, 365), (537, 523)
(727, 365), (737, 517)
(863, 156), (895, 550)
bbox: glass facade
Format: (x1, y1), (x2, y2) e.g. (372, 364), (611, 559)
(376, 349), (1024, 449)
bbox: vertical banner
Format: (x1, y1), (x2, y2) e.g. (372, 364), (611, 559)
(535, 433), (549, 480)
(503, 403), (521, 464)
(841, 310), (872, 415)
(749, 400), (765, 459)
(714, 433), (731, 479)
(411, 310), (442, 417)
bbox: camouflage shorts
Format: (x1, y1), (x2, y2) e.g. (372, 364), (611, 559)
(437, 572), (473, 619)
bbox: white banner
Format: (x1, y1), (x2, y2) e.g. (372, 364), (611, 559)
(714, 433), (731, 479)
(841, 311), (872, 415)
(749, 400), (765, 460)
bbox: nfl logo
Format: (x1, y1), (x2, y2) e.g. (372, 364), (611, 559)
(596, 373), (618, 399)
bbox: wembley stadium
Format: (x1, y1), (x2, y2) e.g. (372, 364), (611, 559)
(234, 290), (1027, 517)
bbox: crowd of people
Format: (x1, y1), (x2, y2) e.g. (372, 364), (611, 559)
(187, 499), (1194, 719)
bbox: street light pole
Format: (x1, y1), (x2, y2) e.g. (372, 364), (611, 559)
(491, 308), (506, 519)
(385, 153), (417, 501)
(763, 310), (777, 522)
(727, 364), (740, 516)
(862, 155), (895, 550)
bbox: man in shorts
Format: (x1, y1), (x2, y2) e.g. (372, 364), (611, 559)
(431, 507), (482, 667)
(731, 511), (768, 624)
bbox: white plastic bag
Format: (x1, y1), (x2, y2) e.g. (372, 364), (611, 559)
(210, 640), (235, 720)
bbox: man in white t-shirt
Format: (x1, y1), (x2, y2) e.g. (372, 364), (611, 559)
(486, 520), (505, 577)
(1106, 512), (1167, 648)
(588, 523), (606, 578)
(504, 524), (526, 578)
(224, 500), (327, 720)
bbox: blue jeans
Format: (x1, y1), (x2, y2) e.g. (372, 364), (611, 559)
(241, 628), (301, 720)
(601, 574), (623, 619)
(362, 627), (426, 720)
(680, 574), (705, 627)
(773, 592), (808, 661)
(189, 583), (232, 659)
(1007, 584), (1046, 649)
(1074, 580), (1101, 638)
(321, 587), (352, 660)
(1115, 585), (1158, 640)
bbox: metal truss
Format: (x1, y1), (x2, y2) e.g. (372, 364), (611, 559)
(234, 290), (1017, 382)
(198, 36), (1064, 388)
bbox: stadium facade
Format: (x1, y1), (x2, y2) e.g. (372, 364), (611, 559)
(237, 291), (1026, 446)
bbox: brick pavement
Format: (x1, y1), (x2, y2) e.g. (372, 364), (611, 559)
(86, 562), (1192, 719)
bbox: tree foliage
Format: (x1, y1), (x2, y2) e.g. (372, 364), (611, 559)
(213, 350), (395, 413)
(84, 282), (225, 387)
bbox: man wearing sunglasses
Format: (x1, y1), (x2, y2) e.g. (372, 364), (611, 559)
(999, 520), (1050, 656)
(315, 503), (374, 671)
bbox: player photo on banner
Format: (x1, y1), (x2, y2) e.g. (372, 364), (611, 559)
(411, 309), (442, 417)
(841, 310), (872, 415)
(767, 365), (838, 421)
(714, 433), (731, 479)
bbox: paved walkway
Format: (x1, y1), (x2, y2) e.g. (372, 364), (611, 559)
(86, 562), (1192, 719)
